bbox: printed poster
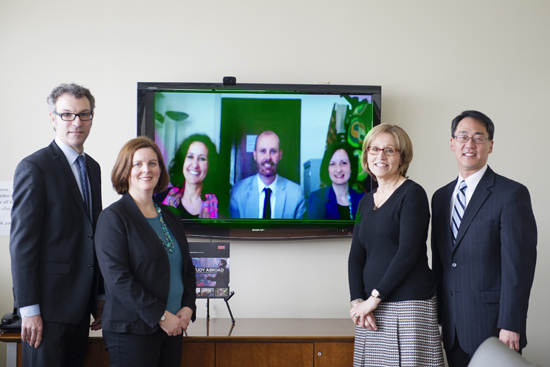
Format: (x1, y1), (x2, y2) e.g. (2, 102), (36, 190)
(189, 242), (230, 298)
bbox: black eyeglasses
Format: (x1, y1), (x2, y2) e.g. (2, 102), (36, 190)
(453, 135), (488, 144)
(366, 146), (399, 156)
(53, 111), (93, 121)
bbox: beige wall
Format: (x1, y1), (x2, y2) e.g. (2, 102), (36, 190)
(1, 0), (548, 365)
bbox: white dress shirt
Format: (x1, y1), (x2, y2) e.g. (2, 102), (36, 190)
(449, 164), (488, 225)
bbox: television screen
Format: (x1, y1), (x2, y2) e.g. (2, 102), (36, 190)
(137, 82), (381, 239)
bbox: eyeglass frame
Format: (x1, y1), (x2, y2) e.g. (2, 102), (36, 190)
(366, 146), (400, 156)
(53, 111), (94, 121)
(452, 134), (489, 144)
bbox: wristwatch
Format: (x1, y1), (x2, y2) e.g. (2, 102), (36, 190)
(371, 289), (381, 299)
(160, 311), (167, 322)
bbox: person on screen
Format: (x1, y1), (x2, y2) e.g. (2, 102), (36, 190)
(307, 142), (364, 219)
(95, 137), (196, 367)
(229, 130), (306, 219)
(159, 134), (221, 218)
(348, 124), (444, 366)
(206, 259), (230, 288)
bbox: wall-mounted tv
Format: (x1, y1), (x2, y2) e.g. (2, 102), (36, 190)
(137, 82), (381, 240)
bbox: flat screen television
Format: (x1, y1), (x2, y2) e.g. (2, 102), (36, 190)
(137, 81), (381, 240)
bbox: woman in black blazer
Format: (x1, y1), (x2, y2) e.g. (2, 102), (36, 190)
(95, 137), (196, 367)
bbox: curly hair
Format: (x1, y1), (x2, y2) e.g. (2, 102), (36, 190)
(168, 134), (220, 195)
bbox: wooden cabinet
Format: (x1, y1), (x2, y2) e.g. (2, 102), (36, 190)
(314, 342), (354, 367)
(216, 343), (313, 367)
(183, 319), (355, 367)
(0, 318), (355, 367)
(182, 342), (216, 367)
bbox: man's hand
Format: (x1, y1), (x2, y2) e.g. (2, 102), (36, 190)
(21, 314), (43, 348)
(499, 329), (520, 351)
(90, 300), (105, 331)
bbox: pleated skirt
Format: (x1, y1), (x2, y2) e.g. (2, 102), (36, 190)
(353, 296), (444, 367)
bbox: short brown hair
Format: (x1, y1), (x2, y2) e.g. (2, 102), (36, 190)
(111, 137), (169, 195)
(361, 124), (413, 181)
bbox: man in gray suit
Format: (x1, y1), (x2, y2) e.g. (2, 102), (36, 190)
(431, 110), (537, 367)
(230, 131), (305, 219)
(10, 83), (104, 367)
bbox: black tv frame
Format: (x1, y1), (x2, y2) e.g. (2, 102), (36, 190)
(137, 81), (381, 240)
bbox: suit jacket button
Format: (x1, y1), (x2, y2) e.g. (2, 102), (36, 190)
(88, 234), (94, 240)
(88, 264), (94, 270)
(452, 263), (457, 267)
(450, 291), (454, 296)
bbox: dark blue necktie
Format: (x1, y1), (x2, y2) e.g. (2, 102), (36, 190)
(77, 155), (91, 221)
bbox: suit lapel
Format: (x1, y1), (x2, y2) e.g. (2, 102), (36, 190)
(274, 176), (286, 219)
(246, 177), (260, 218)
(86, 155), (102, 224)
(453, 167), (495, 251)
(49, 141), (89, 219)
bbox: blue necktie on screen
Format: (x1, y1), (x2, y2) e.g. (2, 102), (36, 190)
(77, 155), (91, 221)
(452, 180), (467, 242)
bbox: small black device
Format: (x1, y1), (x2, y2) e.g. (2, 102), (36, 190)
(222, 76), (237, 86)
(1, 308), (21, 331)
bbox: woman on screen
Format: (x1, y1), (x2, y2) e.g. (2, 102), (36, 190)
(160, 134), (221, 218)
(307, 142), (364, 219)
(348, 124), (443, 367)
(95, 137), (196, 367)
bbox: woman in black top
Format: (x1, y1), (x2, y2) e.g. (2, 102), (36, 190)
(348, 124), (443, 367)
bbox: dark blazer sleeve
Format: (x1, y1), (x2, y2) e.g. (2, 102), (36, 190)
(498, 183), (537, 333)
(10, 158), (46, 308)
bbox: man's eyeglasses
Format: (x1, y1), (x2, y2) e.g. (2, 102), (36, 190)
(453, 135), (488, 144)
(53, 111), (93, 121)
(366, 146), (399, 156)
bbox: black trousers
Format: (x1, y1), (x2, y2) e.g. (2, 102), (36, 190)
(445, 337), (471, 367)
(103, 328), (183, 367)
(21, 313), (90, 367)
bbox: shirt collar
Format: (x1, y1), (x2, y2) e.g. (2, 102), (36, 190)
(256, 174), (278, 195)
(55, 137), (85, 165)
(456, 164), (488, 194)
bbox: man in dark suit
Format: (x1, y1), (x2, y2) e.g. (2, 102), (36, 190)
(431, 110), (537, 367)
(229, 131), (306, 219)
(10, 83), (104, 367)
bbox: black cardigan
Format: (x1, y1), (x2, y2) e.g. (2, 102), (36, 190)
(348, 180), (436, 302)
